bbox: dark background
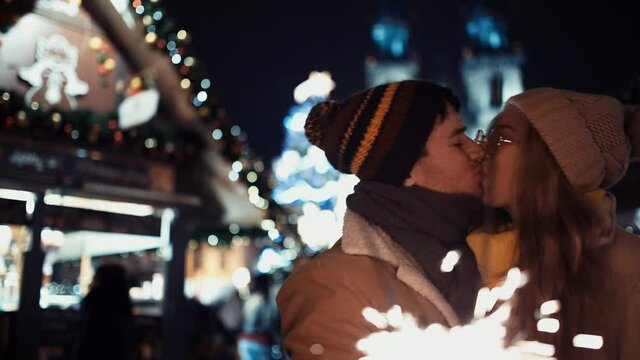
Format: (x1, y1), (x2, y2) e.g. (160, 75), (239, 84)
(164, 0), (640, 164)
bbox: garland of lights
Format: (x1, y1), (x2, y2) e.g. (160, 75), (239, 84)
(0, 89), (200, 161)
(131, 0), (306, 260)
(132, 0), (217, 115)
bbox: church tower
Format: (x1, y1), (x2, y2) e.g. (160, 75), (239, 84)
(460, 5), (524, 134)
(365, 9), (420, 88)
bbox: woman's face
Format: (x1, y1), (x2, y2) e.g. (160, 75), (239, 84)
(481, 104), (530, 213)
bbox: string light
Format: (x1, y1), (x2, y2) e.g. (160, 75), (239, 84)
(145, 32), (157, 43)
(104, 58), (116, 70)
(89, 36), (103, 51)
(212, 129), (223, 140)
(144, 138), (158, 149)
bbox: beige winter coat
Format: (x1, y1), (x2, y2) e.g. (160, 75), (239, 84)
(276, 210), (459, 360)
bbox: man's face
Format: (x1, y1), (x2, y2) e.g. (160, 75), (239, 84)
(404, 106), (484, 198)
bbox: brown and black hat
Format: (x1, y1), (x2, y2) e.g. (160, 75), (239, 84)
(305, 80), (459, 185)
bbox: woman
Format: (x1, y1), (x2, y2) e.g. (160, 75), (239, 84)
(469, 88), (640, 359)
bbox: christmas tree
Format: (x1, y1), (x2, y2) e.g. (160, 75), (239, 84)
(271, 72), (359, 252)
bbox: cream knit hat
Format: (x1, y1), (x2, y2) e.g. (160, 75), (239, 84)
(506, 88), (630, 191)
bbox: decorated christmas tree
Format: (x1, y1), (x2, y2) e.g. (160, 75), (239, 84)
(271, 72), (359, 252)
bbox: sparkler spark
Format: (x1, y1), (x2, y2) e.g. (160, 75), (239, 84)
(440, 250), (462, 273)
(572, 334), (603, 350)
(539, 300), (561, 316)
(357, 268), (558, 360)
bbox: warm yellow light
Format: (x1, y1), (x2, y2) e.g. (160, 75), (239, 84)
(130, 76), (143, 89)
(104, 58), (116, 71)
(145, 32), (157, 44)
(89, 36), (103, 51)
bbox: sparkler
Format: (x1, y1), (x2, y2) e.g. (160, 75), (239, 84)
(357, 268), (557, 360)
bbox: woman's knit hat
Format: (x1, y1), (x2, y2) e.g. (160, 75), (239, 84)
(304, 80), (459, 185)
(506, 88), (630, 191)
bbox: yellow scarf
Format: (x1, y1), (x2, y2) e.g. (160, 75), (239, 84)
(466, 189), (606, 288)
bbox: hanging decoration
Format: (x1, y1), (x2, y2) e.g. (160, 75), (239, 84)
(118, 88), (159, 129)
(18, 34), (89, 109)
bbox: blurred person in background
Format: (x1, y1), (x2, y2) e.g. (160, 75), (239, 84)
(73, 263), (135, 360)
(238, 273), (280, 360)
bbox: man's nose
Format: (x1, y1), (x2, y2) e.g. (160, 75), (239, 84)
(467, 139), (486, 164)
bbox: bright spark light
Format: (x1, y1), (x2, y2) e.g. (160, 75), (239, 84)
(440, 250), (461, 272)
(536, 319), (560, 334)
(357, 268), (558, 360)
(572, 334), (603, 350)
(539, 300), (561, 316)
(362, 307), (389, 330)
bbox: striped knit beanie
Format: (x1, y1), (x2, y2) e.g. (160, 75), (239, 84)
(507, 88), (630, 191)
(304, 80), (460, 185)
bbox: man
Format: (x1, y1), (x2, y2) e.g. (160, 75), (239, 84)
(276, 80), (486, 359)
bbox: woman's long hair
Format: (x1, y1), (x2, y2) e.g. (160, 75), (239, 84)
(506, 122), (608, 356)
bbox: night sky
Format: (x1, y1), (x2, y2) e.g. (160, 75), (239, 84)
(163, 0), (640, 164)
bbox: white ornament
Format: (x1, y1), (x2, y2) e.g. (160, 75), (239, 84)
(36, 0), (80, 17)
(118, 89), (160, 129)
(19, 34), (89, 109)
